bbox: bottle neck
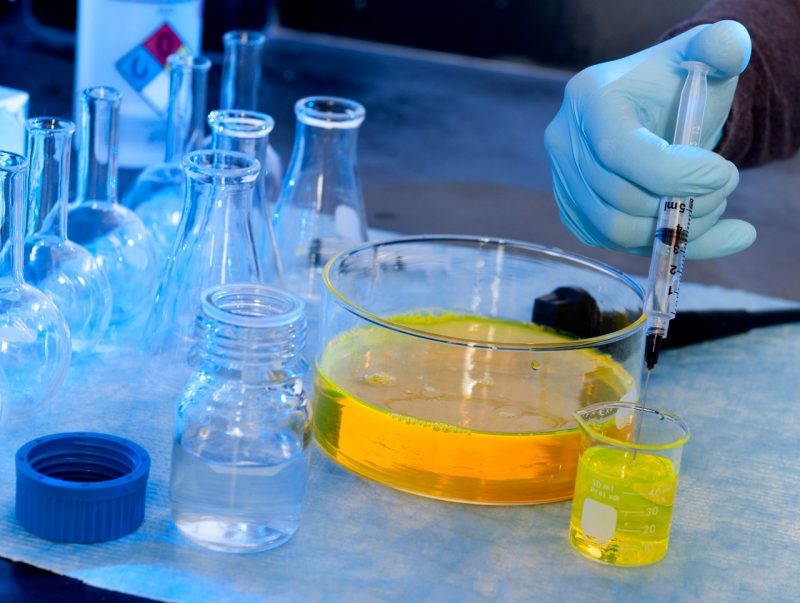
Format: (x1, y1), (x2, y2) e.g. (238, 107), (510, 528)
(0, 154), (27, 281)
(77, 88), (121, 204)
(25, 119), (75, 239)
(165, 55), (210, 164)
(221, 31), (265, 111)
(194, 284), (307, 384)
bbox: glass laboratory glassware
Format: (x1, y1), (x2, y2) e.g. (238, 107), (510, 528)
(569, 402), (690, 566)
(141, 150), (263, 391)
(272, 96), (368, 314)
(220, 30), (282, 203)
(0, 152), (71, 408)
(23, 117), (112, 356)
(124, 54), (211, 268)
(170, 283), (310, 553)
(68, 87), (159, 332)
(208, 109), (283, 286)
(316, 236), (646, 504)
(74, 0), (203, 168)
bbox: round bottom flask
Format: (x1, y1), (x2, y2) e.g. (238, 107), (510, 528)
(170, 283), (310, 553)
(68, 201), (158, 324)
(23, 117), (112, 355)
(1, 152), (71, 408)
(24, 236), (111, 354)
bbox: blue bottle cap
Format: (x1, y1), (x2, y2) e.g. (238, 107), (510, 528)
(15, 432), (151, 544)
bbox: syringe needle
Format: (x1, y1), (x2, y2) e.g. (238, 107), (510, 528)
(643, 61), (713, 371)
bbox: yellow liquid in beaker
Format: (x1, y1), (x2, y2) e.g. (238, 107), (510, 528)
(313, 313), (635, 504)
(569, 446), (678, 565)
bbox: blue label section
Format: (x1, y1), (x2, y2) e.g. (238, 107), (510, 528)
(115, 45), (162, 92)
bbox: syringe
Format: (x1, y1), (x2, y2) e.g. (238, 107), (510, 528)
(644, 61), (713, 371)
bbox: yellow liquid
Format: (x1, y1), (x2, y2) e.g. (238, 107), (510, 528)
(314, 312), (635, 504)
(569, 446), (678, 565)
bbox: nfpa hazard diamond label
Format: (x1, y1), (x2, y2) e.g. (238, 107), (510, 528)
(115, 22), (187, 116)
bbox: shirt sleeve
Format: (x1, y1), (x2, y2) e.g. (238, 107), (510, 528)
(659, 0), (800, 167)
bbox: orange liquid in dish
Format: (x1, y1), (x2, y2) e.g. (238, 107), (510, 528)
(313, 313), (634, 504)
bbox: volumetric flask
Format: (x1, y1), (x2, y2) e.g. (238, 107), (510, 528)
(208, 109), (283, 286)
(23, 117), (112, 356)
(569, 402), (689, 566)
(219, 30), (282, 200)
(0, 152), (71, 408)
(124, 54), (211, 270)
(170, 283), (311, 553)
(68, 87), (159, 332)
(141, 150), (263, 390)
(272, 96), (368, 312)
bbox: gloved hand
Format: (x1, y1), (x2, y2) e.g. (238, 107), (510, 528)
(544, 20), (756, 259)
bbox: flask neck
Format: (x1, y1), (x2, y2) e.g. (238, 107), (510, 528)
(194, 284), (307, 384)
(24, 118), (75, 239)
(76, 87), (121, 204)
(208, 110), (273, 168)
(220, 30), (266, 111)
(290, 122), (360, 170)
(0, 152), (28, 281)
(165, 55), (211, 164)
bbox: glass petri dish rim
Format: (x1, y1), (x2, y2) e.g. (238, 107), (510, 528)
(323, 234), (647, 352)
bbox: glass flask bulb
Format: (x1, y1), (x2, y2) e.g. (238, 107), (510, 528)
(0, 151), (71, 408)
(141, 150), (266, 390)
(124, 54), (211, 270)
(170, 283), (311, 553)
(23, 117), (113, 355)
(208, 109), (283, 286)
(67, 87), (159, 331)
(220, 30), (282, 206)
(271, 96), (369, 311)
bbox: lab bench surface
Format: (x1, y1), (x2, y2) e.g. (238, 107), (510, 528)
(1, 7), (799, 603)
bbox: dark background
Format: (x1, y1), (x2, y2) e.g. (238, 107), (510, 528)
(9, 0), (707, 69)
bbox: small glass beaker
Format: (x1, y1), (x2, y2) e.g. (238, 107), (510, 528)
(170, 283), (311, 553)
(569, 402), (690, 566)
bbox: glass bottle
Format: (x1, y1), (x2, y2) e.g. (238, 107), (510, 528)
(170, 283), (310, 553)
(141, 149), (263, 390)
(208, 109), (283, 286)
(271, 96), (368, 311)
(0, 151), (71, 408)
(124, 54), (211, 269)
(68, 87), (159, 332)
(220, 30), (282, 205)
(23, 117), (113, 355)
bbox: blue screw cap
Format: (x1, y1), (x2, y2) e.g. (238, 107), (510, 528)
(15, 432), (151, 543)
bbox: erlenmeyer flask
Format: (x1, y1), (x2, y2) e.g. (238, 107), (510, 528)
(141, 149), (263, 390)
(220, 30), (282, 204)
(271, 96), (368, 309)
(68, 87), (159, 331)
(23, 117), (113, 356)
(0, 151), (71, 408)
(124, 54), (211, 269)
(208, 109), (283, 286)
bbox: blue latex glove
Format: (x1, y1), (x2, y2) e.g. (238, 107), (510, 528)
(544, 20), (756, 259)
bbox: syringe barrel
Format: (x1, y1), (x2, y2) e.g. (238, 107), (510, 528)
(644, 61), (711, 343)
